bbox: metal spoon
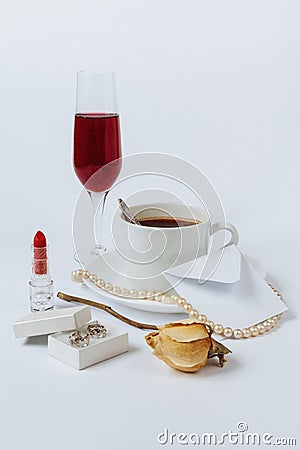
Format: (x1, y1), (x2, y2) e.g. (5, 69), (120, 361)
(118, 198), (141, 225)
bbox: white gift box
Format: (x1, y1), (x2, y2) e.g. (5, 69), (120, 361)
(48, 323), (128, 370)
(13, 306), (91, 338)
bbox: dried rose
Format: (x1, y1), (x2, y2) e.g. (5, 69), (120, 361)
(145, 319), (231, 373)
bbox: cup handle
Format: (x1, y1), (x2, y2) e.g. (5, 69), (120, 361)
(211, 222), (239, 247)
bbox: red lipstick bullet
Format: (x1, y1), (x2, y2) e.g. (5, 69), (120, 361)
(29, 231), (54, 312)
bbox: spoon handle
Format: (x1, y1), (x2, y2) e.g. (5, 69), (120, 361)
(118, 198), (140, 225)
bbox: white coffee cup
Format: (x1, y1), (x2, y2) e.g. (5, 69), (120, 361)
(112, 202), (239, 274)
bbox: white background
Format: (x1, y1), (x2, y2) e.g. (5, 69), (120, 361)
(1, 1), (299, 449)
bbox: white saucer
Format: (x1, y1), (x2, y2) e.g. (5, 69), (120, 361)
(85, 250), (182, 313)
(84, 245), (242, 313)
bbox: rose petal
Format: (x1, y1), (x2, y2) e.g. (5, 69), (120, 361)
(159, 321), (209, 343)
(158, 332), (211, 366)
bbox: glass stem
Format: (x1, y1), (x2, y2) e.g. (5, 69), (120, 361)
(87, 190), (109, 253)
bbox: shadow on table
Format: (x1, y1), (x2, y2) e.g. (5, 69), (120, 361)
(23, 335), (48, 346)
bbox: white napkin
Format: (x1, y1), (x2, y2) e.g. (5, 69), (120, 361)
(165, 244), (241, 283)
(164, 251), (287, 339)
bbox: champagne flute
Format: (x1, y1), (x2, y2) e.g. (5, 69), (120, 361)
(73, 70), (122, 261)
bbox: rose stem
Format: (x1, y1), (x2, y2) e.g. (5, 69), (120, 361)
(57, 292), (158, 331)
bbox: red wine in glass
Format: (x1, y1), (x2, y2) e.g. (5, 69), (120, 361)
(73, 71), (122, 261)
(74, 113), (121, 192)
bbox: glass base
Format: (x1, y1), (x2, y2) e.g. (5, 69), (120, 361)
(74, 245), (106, 265)
(30, 280), (54, 312)
(31, 305), (54, 312)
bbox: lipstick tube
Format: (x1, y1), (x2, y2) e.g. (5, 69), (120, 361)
(29, 231), (54, 312)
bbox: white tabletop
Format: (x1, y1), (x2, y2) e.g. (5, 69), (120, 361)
(3, 233), (299, 449)
(1, 1), (300, 448)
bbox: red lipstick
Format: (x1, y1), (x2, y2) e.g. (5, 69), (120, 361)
(29, 230), (54, 312)
(34, 230), (47, 248)
(33, 231), (47, 275)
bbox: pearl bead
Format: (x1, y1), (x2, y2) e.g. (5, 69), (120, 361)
(82, 271), (90, 279)
(96, 279), (105, 287)
(206, 321), (214, 331)
(198, 315), (207, 323)
(160, 295), (166, 303)
(72, 269), (84, 282)
(146, 291), (154, 298)
(214, 324), (223, 334)
(250, 326), (259, 337)
(171, 295), (179, 302)
(129, 289), (138, 297)
(112, 286), (121, 294)
(138, 290), (146, 298)
(178, 298), (186, 306)
(89, 274), (97, 282)
(71, 270), (83, 283)
(233, 329), (243, 339)
(154, 294), (162, 302)
(257, 324), (266, 334)
(163, 296), (172, 304)
(121, 288), (130, 296)
(242, 328), (251, 338)
(223, 327), (233, 337)
(183, 303), (192, 313)
(104, 282), (112, 291)
(268, 319), (275, 326)
(189, 310), (199, 319)
(263, 320), (271, 329)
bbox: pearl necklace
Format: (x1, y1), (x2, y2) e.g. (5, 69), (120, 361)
(72, 269), (284, 339)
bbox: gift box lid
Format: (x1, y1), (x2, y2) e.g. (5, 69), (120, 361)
(13, 306), (91, 338)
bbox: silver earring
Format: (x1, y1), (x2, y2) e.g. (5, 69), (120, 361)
(87, 321), (107, 338)
(69, 330), (90, 348)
